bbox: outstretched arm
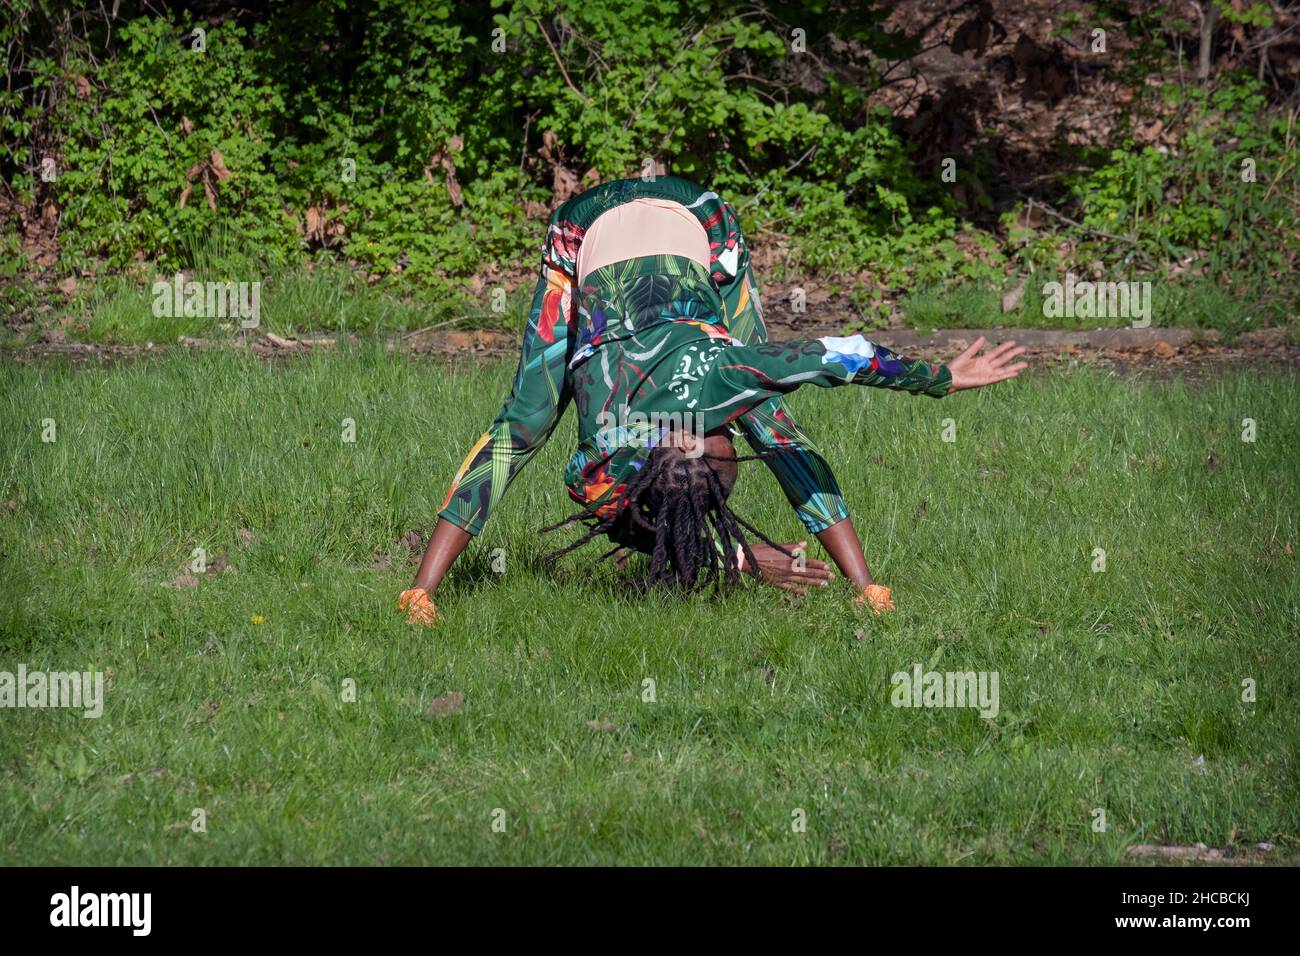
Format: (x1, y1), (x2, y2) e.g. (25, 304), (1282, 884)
(704, 334), (1027, 418)
(703, 334), (1026, 612)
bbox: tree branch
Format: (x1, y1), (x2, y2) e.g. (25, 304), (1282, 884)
(532, 17), (589, 105)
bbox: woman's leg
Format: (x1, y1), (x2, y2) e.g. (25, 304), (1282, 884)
(723, 260), (854, 537)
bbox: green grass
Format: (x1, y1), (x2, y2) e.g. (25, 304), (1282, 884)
(62, 265), (496, 344)
(899, 274), (1283, 338)
(1, 347), (1297, 865)
(9, 251), (1290, 350)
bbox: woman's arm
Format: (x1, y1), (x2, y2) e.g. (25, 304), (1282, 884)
(706, 335), (1026, 613)
(709, 334), (1026, 411)
(739, 519), (875, 596)
(946, 336), (1029, 390)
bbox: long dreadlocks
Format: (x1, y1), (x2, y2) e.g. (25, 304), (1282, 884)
(542, 446), (793, 590)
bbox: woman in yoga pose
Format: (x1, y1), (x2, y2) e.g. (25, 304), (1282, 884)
(399, 177), (1026, 625)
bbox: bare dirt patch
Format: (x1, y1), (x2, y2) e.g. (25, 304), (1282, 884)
(10, 322), (1296, 385)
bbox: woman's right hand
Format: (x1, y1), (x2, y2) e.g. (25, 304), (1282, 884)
(745, 542), (834, 595)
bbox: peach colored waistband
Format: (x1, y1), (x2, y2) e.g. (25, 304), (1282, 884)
(576, 197), (711, 283)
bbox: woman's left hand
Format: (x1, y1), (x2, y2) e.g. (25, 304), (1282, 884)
(947, 337), (1028, 391)
(745, 542), (834, 595)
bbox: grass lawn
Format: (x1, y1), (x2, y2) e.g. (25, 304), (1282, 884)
(7, 258), (1290, 349)
(0, 346), (1297, 865)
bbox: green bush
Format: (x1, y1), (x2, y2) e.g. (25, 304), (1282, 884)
(1, 1), (1297, 335)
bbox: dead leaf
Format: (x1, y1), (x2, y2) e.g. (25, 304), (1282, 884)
(206, 555), (228, 574)
(1016, 203), (1045, 229)
(425, 135), (464, 207)
(1152, 340), (1176, 359)
(540, 129), (557, 160)
(1136, 118), (1164, 144)
(1001, 280), (1025, 313)
(237, 528), (254, 547)
(552, 164), (579, 206)
(180, 115), (193, 135)
(303, 202), (347, 246)
(73, 75), (92, 99)
(204, 698), (220, 718)
(444, 173), (463, 207)
(209, 149), (231, 181)
(163, 573), (199, 589)
(586, 718), (615, 732)
(425, 691), (464, 718)
(950, 8), (995, 57)
(398, 530), (425, 553)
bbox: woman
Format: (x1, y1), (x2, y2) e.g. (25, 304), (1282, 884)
(399, 176), (1025, 625)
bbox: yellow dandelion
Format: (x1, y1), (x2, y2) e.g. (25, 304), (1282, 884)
(250, 615), (266, 625)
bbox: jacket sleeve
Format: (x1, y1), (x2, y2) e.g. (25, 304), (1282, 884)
(701, 334), (951, 424)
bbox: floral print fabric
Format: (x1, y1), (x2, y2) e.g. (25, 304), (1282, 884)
(438, 177), (950, 536)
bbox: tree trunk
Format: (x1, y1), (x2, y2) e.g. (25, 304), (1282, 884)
(1197, 3), (1219, 81)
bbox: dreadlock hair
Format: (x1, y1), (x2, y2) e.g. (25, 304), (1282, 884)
(542, 445), (793, 591)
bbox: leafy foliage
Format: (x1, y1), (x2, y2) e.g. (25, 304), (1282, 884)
(1, 0), (1297, 333)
